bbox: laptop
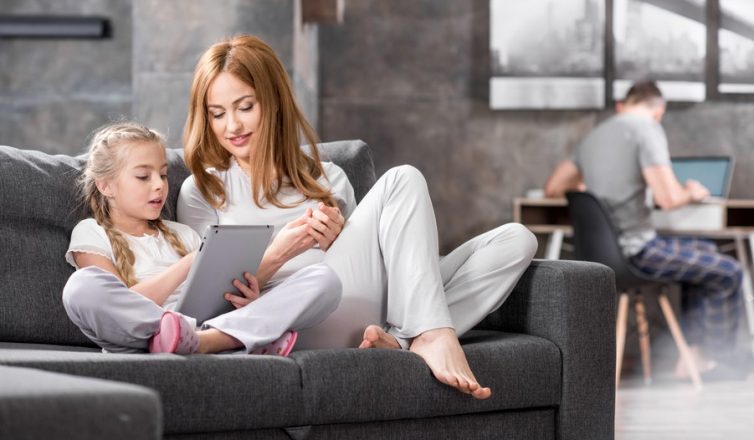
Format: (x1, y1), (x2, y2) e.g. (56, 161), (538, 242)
(176, 225), (273, 324)
(670, 155), (734, 199)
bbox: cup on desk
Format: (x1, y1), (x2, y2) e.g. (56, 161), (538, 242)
(526, 188), (545, 199)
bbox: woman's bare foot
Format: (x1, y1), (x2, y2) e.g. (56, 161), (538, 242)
(409, 328), (491, 400)
(359, 325), (401, 349)
(196, 328), (242, 354)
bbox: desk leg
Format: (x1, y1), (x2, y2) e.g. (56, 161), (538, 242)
(545, 228), (564, 260)
(734, 236), (754, 353)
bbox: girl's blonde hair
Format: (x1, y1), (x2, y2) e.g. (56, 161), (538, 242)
(81, 122), (190, 287)
(183, 34), (335, 209)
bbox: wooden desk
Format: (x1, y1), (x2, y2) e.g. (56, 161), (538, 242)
(515, 197), (754, 228)
(514, 197), (754, 341)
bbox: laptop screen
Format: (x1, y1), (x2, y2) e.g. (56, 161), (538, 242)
(670, 156), (733, 198)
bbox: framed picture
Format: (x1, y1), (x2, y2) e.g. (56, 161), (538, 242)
(613, 0), (707, 102)
(489, 0), (605, 109)
(718, 0), (754, 94)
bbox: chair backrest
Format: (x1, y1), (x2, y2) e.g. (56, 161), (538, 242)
(565, 191), (651, 290)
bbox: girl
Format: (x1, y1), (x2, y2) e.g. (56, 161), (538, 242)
(177, 35), (538, 399)
(63, 122), (341, 355)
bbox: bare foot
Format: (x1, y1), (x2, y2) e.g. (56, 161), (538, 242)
(409, 328), (492, 400)
(196, 328), (242, 354)
(359, 325), (401, 349)
(674, 346), (716, 379)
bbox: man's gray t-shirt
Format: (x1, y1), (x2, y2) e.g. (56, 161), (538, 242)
(572, 113), (670, 256)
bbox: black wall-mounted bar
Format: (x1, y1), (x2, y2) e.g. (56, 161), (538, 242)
(0, 15), (109, 39)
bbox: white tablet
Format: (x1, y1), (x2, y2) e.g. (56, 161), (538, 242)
(176, 225), (273, 323)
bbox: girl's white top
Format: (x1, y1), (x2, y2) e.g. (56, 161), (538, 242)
(177, 159), (356, 290)
(65, 218), (201, 309)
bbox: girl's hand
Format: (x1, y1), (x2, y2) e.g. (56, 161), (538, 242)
(307, 203), (345, 251)
(224, 272), (260, 309)
(265, 213), (317, 264)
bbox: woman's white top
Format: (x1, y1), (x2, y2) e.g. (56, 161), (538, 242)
(65, 218), (201, 309)
(177, 159), (357, 290)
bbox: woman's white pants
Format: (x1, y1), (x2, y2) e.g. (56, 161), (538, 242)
(296, 165), (538, 349)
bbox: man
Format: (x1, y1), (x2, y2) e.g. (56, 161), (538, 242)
(545, 81), (744, 378)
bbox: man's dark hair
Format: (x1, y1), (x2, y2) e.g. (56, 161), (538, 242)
(624, 81), (664, 107)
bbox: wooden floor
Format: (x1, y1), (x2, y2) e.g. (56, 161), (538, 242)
(616, 363), (754, 439)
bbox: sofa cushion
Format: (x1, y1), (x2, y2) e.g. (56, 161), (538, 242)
(0, 146), (94, 346)
(0, 141), (372, 347)
(302, 408), (555, 440)
(292, 331), (561, 425)
(315, 139), (376, 203)
(0, 365), (161, 440)
(0, 331), (560, 435)
(0, 343), (306, 435)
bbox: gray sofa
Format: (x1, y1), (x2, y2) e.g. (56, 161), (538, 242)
(0, 140), (616, 440)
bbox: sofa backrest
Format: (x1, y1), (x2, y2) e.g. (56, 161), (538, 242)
(0, 140), (375, 346)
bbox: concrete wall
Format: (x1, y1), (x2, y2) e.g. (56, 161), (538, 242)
(319, 0), (754, 252)
(0, 0), (313, 152)
(0, 0), (132, 154)
(132, 0), (299, 148)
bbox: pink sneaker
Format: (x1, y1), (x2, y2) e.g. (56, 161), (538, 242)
(250, 331), (298, 357)
(149, 311), (199, 355)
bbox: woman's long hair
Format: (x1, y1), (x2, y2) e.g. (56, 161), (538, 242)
(183, 34), (335, 209)
(81, 122), (189, 286)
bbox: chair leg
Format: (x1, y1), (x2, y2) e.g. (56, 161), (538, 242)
(634, 293), (652, 385)
(616, 292), (630, 388)
(657, 292), (703, 390)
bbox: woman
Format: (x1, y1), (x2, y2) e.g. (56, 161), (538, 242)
(178, 35), (537, 399)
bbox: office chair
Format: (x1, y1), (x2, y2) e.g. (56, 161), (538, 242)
(565, 191), (702, 389)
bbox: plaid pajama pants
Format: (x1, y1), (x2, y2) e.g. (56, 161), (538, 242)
(629, 236), (743, 357)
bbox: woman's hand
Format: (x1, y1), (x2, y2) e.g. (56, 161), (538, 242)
(307, 203), (345, 251)
(254, 214), (317, 288)
(224, 272), (260, 309)
(265, 213), (318, 264)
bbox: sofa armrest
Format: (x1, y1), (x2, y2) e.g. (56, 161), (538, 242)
(475, 259), (616, 440)
(0, 365), (161, 440)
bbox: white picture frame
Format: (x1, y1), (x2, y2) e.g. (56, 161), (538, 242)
(718, 0), (754, 94)
(613, 0), (707, 102)
(489, 0), (605, 109)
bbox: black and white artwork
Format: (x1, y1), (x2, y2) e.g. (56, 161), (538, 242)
(613, 0), (706, 102)
(719, 0), (754, 94)
(489, 0), (605, 109)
